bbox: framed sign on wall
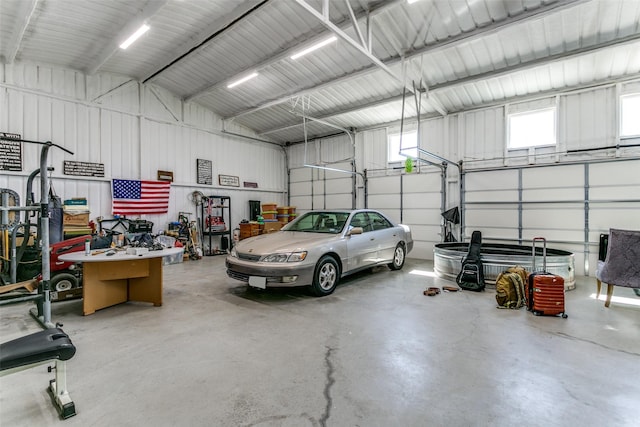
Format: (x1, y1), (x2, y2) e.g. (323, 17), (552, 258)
(197, 159), (212, 185)
(219, 174), (240, 187)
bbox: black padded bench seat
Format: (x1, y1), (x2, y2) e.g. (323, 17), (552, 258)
(0, 327), (77, 419)
(0, 328), (76, 371)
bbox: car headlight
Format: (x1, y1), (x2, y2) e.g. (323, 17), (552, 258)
(261, 251), (307, 262)
(288, 251), (307, 262)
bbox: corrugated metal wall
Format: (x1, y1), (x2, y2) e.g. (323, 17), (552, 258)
(0, 63), (287, 233)
(287, 79), (640, 275)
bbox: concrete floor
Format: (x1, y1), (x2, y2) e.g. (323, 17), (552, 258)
(0, 257), (638, 427)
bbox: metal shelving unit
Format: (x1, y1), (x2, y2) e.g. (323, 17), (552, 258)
(200, 195), (232, 256)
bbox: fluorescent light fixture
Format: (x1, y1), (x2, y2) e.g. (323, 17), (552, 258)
(290, 36), (337, 60)
(407, 0), (422, 4)
(119, 24), (150, 49)
(227, 72), (258, 89)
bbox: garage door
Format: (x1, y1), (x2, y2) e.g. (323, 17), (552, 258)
(289, 161), (355, 214)
(366, 170), (444, 260)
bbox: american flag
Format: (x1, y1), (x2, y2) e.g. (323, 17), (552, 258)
(112, 179), (170, 215)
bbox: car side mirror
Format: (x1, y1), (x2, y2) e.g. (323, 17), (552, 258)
(348, 227), (363, 235)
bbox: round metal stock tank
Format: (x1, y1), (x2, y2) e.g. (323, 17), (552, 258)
(433, 243), (575, 290)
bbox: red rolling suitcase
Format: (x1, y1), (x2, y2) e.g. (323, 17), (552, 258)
(526, 237), (568, 318)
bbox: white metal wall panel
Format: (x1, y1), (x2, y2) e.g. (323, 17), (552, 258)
(4, 63), (85, 100)
(86, 73), (139, 115)
(355, 129), (388, 178)
(144, 85), (183, 124)
(562, 87), (616, 150)
(1, 63), (287, 235)
(460, 107), (505, 162)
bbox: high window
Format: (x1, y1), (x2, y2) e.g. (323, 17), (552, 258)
(620, 93), (640, 138)
(388, 131), (418, 163)
(507, 107), (556, 149)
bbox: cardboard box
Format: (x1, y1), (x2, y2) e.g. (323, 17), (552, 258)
(263, 222), (282, 233)
(63, 212), (89, 226)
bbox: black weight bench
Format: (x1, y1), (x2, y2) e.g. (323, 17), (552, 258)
(0, 328), (77, 419)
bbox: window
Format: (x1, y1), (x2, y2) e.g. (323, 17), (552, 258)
(508, 108), (556, 149)
(620, 93), (640, 138)
(368, 212), (392, 231)
(388, 131), (418, 163)
(286, 212), (348, 234)
(349, 212), (371, 233)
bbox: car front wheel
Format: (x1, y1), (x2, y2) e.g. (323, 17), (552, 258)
(388, 243), (406, 270)
(311, 255), (339, 296)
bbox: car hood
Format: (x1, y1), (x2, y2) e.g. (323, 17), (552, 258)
(235, 231), (336, 254)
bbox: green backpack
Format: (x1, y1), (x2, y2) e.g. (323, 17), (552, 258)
(495, 266), (527, 309)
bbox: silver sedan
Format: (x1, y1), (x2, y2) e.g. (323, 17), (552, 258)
(225, 209), (413, 296)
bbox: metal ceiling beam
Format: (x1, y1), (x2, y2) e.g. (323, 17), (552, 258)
(3, 0), (39, 64)
(293, 0), (447, 116)
(259, 96), (403, 136)
(144, 0), (269, 84)
(258, 33), (640, 136)
(184, 0), (404, 103)
(227, 0), (588, 121)
(85, 0), (170, 75)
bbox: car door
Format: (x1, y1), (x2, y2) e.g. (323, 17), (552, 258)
(368, 212), (398, 262)
(345, 212), (377, 271)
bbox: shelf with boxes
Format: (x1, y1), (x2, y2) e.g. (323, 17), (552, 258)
(237, 204), (297, 241)
(200, 195), (232, 256)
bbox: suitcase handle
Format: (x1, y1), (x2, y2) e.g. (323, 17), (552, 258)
(532, 237), (547, 272)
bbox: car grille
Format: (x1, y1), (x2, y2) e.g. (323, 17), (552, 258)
(238, 253), (261, 262)
(227, 270), (249, 282)
(226, 270), (281, 283)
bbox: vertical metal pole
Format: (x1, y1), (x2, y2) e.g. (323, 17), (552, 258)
(518, 168), (523, 245)
(584, 163), (590, 276)
(39, 143), (52, 327)
(323, 169), (326, 210)
(1, 192), (8, 225)
(459, 165), (465, 242)
(441, 163), (447, 242)
(310, 165), (314, 210)
(400, 174), (403, 223)
(351, 160), (356, 210)
(399, 86), (406, 154)
(364, 169), (369, 209)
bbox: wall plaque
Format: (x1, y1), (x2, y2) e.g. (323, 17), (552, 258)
(219, 174), (240, 187)
(0, 137), (23, 171)
(157, 170), (174, 182)
(63, 160), (105, 177)
(197, 159), (212, 185)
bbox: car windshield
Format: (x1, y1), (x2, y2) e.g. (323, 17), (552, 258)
(284, 212), (350, 234)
